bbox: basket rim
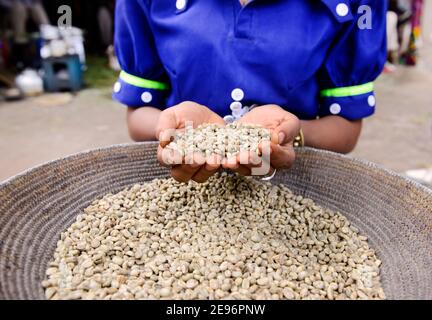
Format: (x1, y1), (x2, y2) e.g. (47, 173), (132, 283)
(1, 142), (431, 198)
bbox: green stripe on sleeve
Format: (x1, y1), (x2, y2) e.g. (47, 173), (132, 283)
(320, 82), (374, 98)
(120, 71), (169, 90)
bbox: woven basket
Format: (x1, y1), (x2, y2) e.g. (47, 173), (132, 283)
(0, 142), (431, 300)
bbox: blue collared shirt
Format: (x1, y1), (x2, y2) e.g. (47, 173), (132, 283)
(113, 0), (387, 121)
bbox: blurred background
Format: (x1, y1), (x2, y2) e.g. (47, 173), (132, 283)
(0, 0), (431, 187)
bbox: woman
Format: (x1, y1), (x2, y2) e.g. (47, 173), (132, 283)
(0, 0), (49, 43)
(113, 0), (387, 182)
(0, 0), (49, 69)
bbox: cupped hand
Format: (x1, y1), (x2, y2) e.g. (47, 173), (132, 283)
(222, 105), (301, 176)
(156, 101), (225, 183)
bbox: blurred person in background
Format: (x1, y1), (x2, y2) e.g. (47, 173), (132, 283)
(386, 9), (398, 72)
(0, 0), (49, 69)
(41, 0), (119, 69)
(96, 0), (120, 70)
(385, 0), (424, 69)
(96, 0), (114, 50)
(385, 0), (412, 72)
(403, 0), (424, 65)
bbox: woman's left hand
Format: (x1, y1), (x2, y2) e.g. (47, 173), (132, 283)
(222, 105), (300, 176)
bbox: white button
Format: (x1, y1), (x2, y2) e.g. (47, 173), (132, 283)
(368, 95), (376, 107)
(336, 3), (349, 17)
(330, 103), (341, 115)
(232, 109), (243, 118)
(230, 101), (242, 111)
(141, 91), (153, 103)
(113, 82), (121, 93)
(231, 88), (244, 101)
(176, 0), (186, 10)
(241, 106), (250, 115)
(223, 115), (235, 124)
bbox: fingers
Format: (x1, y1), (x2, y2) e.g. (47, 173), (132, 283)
(171, 156), (203, 182)
(156, 102), (226, 148)
(191, 164), (220, 183)
(157, 145), (183, 167)
(156, 109), (178, 147)
(221, 156), (239, 170)
(158, 149), (203, 182)
(208, 113), (227, 126)
(160, 141), (293, 180)
(269, 143), (296, 170)
(271, 113), (300, 145)
(221, 151), (264, 177)
(221, 158), (249, 176)
(156, 101), (300, 181)
(171, 165), (199, 183)
(237, 150), (260, 167)
(169, 153), (222, 183)
(161, 147), (282, 181)
(254, 140), (294, 171)
(231, 165), (252, 177)
(205, 153), (223, 170)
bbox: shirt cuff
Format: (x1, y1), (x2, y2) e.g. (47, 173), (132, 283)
(319, 83), (376, 120)
(112, 71), (169, 109)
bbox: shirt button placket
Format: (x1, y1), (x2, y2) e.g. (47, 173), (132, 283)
(176, 0), (186, 11)
(229, 88), (247, 121)
(231, 88), (244, 101)
(336, 3), (349, 17)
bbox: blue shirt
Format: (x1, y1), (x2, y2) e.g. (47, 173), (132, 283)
(113, 0), (387, 122)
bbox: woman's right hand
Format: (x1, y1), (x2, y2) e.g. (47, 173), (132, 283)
(155, 101), (225, 183)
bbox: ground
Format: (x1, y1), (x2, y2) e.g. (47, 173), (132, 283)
(352, 47), (432, 174)
(1, 49), (431, 183)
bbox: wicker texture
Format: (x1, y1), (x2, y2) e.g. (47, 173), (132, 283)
(0, 142), (431, 300)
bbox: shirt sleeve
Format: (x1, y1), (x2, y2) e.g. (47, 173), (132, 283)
(112, 0), (169, 108)
(318, 0), (387, 120)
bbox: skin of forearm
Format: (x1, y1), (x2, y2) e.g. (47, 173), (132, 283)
(127, 107), (161, 141)
(300, 116), (362, 154)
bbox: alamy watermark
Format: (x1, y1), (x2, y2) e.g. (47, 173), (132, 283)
(357, 5), (373, 30)
(55, 4), (374, 30)
(57, 5), (72, 29)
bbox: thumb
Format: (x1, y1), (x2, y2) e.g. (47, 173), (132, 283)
(156, 109), (178, 147)
(272, 114), (300, 145)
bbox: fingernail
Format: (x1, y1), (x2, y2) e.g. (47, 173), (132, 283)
(278, 132), (286, 145)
